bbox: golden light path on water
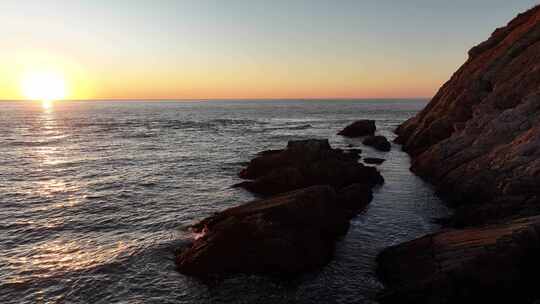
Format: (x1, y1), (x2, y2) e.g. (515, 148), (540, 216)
(3, 100), (138, 287)
(42, 100), (52, 110)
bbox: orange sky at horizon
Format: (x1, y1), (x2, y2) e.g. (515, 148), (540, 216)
(0, 47), (454, 100)
(1, 1), (537, 101)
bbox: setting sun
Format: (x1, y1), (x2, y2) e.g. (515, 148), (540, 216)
(21, 71), (67, 101)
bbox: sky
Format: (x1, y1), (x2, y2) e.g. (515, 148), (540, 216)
(0, 0), (538, 100)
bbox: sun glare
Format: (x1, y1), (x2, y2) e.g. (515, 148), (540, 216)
(21, 71), (67, 101)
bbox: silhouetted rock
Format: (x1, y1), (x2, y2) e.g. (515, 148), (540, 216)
(364, 157), (385, 165)
(177, 185), (366, 276)
(363, 136), (391, 152)
(337, 183), (373, 217)
(235, 139), (383, 196)
(176, 136), (385, 276)
(338, 120), (376, 137)
(377, 216), (540, 304)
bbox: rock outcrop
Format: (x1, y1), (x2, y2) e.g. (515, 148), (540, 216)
(177, 138), (383, 276)
(234, 139), (383, 196)
(338, 120), (376, 137)
(177, 185), (369, 276)
(377, 5), (540, 303)
(395, 4), (540, 222)
(377, 216), (540, 304)
(363, 135), (391, 152)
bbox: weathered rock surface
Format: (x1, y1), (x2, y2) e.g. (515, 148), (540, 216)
(364, 157), (386, 165)
(176, 185), (367, 276)
(377, 216), (540, 304)
(235, 139), (383, 196)
(395, 5), (540, 219)
(377, 6), (540, 303)
(338, 120), (376, 137)
(363, 135), (391, 152)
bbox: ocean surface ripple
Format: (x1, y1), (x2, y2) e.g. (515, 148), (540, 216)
(0, 100), (449, 304)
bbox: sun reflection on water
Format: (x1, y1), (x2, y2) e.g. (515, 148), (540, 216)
(4, 238), (137, 281)
(42, 100), (53, 111)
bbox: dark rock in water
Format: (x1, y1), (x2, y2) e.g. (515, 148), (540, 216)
(233, 167), (305, 195)
(364, 157), (385, 165)
(177, 185), (369, 276)
(346, 148), (363, 155)
(377, 216), (540, 304)
(338, 120), (376, 137)
(363, 136), (391, 152)
(337, 183), (373, 217)
(235, 139), (383, 196)
(177, 138), (384, 276)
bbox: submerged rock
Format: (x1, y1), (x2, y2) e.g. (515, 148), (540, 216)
(177, 185), (366, 276)
(235, 139), (383, 196)
(337, 120), (376, 137)
(363, 135), (391, 152)
(377, 216), (540, 304)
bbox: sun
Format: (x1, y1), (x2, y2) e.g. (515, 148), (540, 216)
(21, 71), (67, 101)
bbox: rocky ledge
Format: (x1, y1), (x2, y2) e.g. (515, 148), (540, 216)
(177, 139), (383, 276)
(234, 139), (383, 196)
(378, 5), (540, 303)
(377, 216), (540, 304)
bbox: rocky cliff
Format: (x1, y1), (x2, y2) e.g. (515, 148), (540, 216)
(396, 5), (540, 224)
(378, 6), (540, 303)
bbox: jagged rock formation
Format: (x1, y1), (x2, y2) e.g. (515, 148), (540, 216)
(396, 5), (540, 223)
(177, 139), (383, 276)
(234, 139), (383, 196)
(377, 5), (540, 303)
(377, 216), (540, 304)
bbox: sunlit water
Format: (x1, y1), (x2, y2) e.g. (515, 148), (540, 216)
(0, 100), (449, 304)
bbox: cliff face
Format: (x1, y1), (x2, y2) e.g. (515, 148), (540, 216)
(396, 5), (540, 222)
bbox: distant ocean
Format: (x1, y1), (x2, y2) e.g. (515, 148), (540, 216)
(0, 100), (449, 304)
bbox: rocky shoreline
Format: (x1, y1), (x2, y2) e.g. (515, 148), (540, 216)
(175, 5), (540, 301)
(377, 5), (540, 303)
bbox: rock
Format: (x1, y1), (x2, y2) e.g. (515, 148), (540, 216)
(393, 5), (540, 220)
(346, 148), (363, 155)
(364, 157), (386, 165)
(338, 120), (376, 137)
(177, 137), (384, 276)
(376, 6), (540, 303)
(377, 216), (540, 304)
(177, 185), (366, 276)
(363, 136), (391, 152)
(337, 183), (373, 217)
(235, 139), (383, 196)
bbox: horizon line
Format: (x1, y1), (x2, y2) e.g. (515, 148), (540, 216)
(0, 97), (432, 102)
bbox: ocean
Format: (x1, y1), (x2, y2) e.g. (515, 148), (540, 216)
(0, 99), (449, 304)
